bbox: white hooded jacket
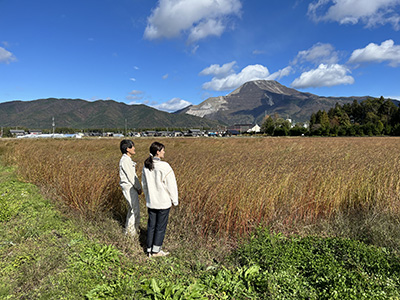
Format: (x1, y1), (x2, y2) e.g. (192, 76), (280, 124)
(142, 157), (178, 209)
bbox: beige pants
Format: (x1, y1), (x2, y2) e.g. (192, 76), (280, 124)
(122, 186), (140, 236)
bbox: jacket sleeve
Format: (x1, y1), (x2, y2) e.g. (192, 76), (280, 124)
(165, 168), (178, 206)
(121, 157), (142, 192)
(141, 168), (147, 194)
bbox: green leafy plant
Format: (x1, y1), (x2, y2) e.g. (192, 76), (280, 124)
(235, 228), (400, 299)
(75, 244), (121, 271)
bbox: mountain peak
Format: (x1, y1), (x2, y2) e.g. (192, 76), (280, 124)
(180, 80), (368, 124)
(228, 80), (306, 97)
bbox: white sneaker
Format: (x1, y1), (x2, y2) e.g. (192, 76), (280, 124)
(151, 250), (170, 257)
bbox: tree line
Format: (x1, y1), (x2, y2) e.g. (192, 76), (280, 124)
(261, 97), (400, 136)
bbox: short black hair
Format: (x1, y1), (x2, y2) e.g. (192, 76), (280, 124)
(120, 139), (134, 154)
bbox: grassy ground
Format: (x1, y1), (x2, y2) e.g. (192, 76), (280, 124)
(2, 137), (400, 299)
(0, 162), (233, 299)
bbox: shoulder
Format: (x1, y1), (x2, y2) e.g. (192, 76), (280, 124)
(155, 160), (173, 171)
(121, 154), (134, 164)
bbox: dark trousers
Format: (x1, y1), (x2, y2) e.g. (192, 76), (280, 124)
(147, 208), (170, 253)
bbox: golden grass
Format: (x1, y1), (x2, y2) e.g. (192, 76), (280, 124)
(2, 137), (400, 238)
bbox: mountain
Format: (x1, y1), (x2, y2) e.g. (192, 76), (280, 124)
(178, 80), (371, 124)
(0, 98), (222, 129)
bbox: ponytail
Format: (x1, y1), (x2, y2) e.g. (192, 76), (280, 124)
(144, 155), (154, 170)
(144, 142), (165, 170)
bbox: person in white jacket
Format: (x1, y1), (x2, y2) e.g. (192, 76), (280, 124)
(119, 140), (142, 237)
(142, 141), (178, 257)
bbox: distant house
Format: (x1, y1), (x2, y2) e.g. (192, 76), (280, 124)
(29, 130), (43, 135)
(157, 131), (170, 137)
(188, 129), (202, 137)
(10, 129), (25, 137)
(129, 132), (141, 137)
(172, 131), (183, 137)
(247, 124), (261, 133)
(228, 124), (253, 133)
(224, 129), (240, 136)
(88, 132), (102, 136)
(144, 131), (157, 137)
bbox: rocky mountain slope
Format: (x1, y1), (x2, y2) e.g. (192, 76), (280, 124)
(178, 80), (371, 124)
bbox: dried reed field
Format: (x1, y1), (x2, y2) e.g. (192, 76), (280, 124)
(2, 137), (400, 239)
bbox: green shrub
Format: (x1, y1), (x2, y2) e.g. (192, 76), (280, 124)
(235, 228), (400, 299)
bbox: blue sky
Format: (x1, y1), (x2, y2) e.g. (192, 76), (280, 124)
(1, 0), (400, 112)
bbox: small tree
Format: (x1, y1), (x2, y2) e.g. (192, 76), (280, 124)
(261, 116), (275, 135)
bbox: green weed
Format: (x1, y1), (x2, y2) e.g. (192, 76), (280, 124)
(235, 228), (400, 299)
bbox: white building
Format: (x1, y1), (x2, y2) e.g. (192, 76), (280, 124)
(247, 124), (261, 133)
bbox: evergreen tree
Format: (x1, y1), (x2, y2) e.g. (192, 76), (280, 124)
(350, 100), (363, 124)
(261, 116), (275, 135)
(310, 112), (317, 129)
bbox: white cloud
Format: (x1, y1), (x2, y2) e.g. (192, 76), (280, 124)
(162, 73), (169, 79)
(128, 99), (159, 106)
(0, 47), (17, 64)
(129, 90), (143, 95)
(200, 62), (292, 91)
(144, 0), (242, 42)
(154, 97), (192, 112)
(126, 92), (191, 112)
(126, 90), (144, 101)
(188, 19), (225, 42)
(267, 66), (294, 81)
(292, 43), (339, 65)
(348, 39), (400, 67)
(199, 61), (236, 78)
(201, 64), (269, 91)
(308, 0), (400, 30)
(291, 64), (354, 88)
(191, 45), (200, 54)
(252, 49), (265, 55)
(129, 78), (136, 81)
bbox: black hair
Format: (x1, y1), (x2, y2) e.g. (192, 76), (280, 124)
(144, 141), (165, 170)
(120, 139), (134, 154)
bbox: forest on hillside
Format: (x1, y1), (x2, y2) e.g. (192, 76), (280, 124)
(261, 97), (400, 137)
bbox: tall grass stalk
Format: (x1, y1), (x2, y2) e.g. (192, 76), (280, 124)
(3, 137), (400, 240)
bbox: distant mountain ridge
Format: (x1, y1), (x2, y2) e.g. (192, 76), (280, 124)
(2, 82), (396, 130)
(0, 98), (222, 129)
(178, 80), (373, 124)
